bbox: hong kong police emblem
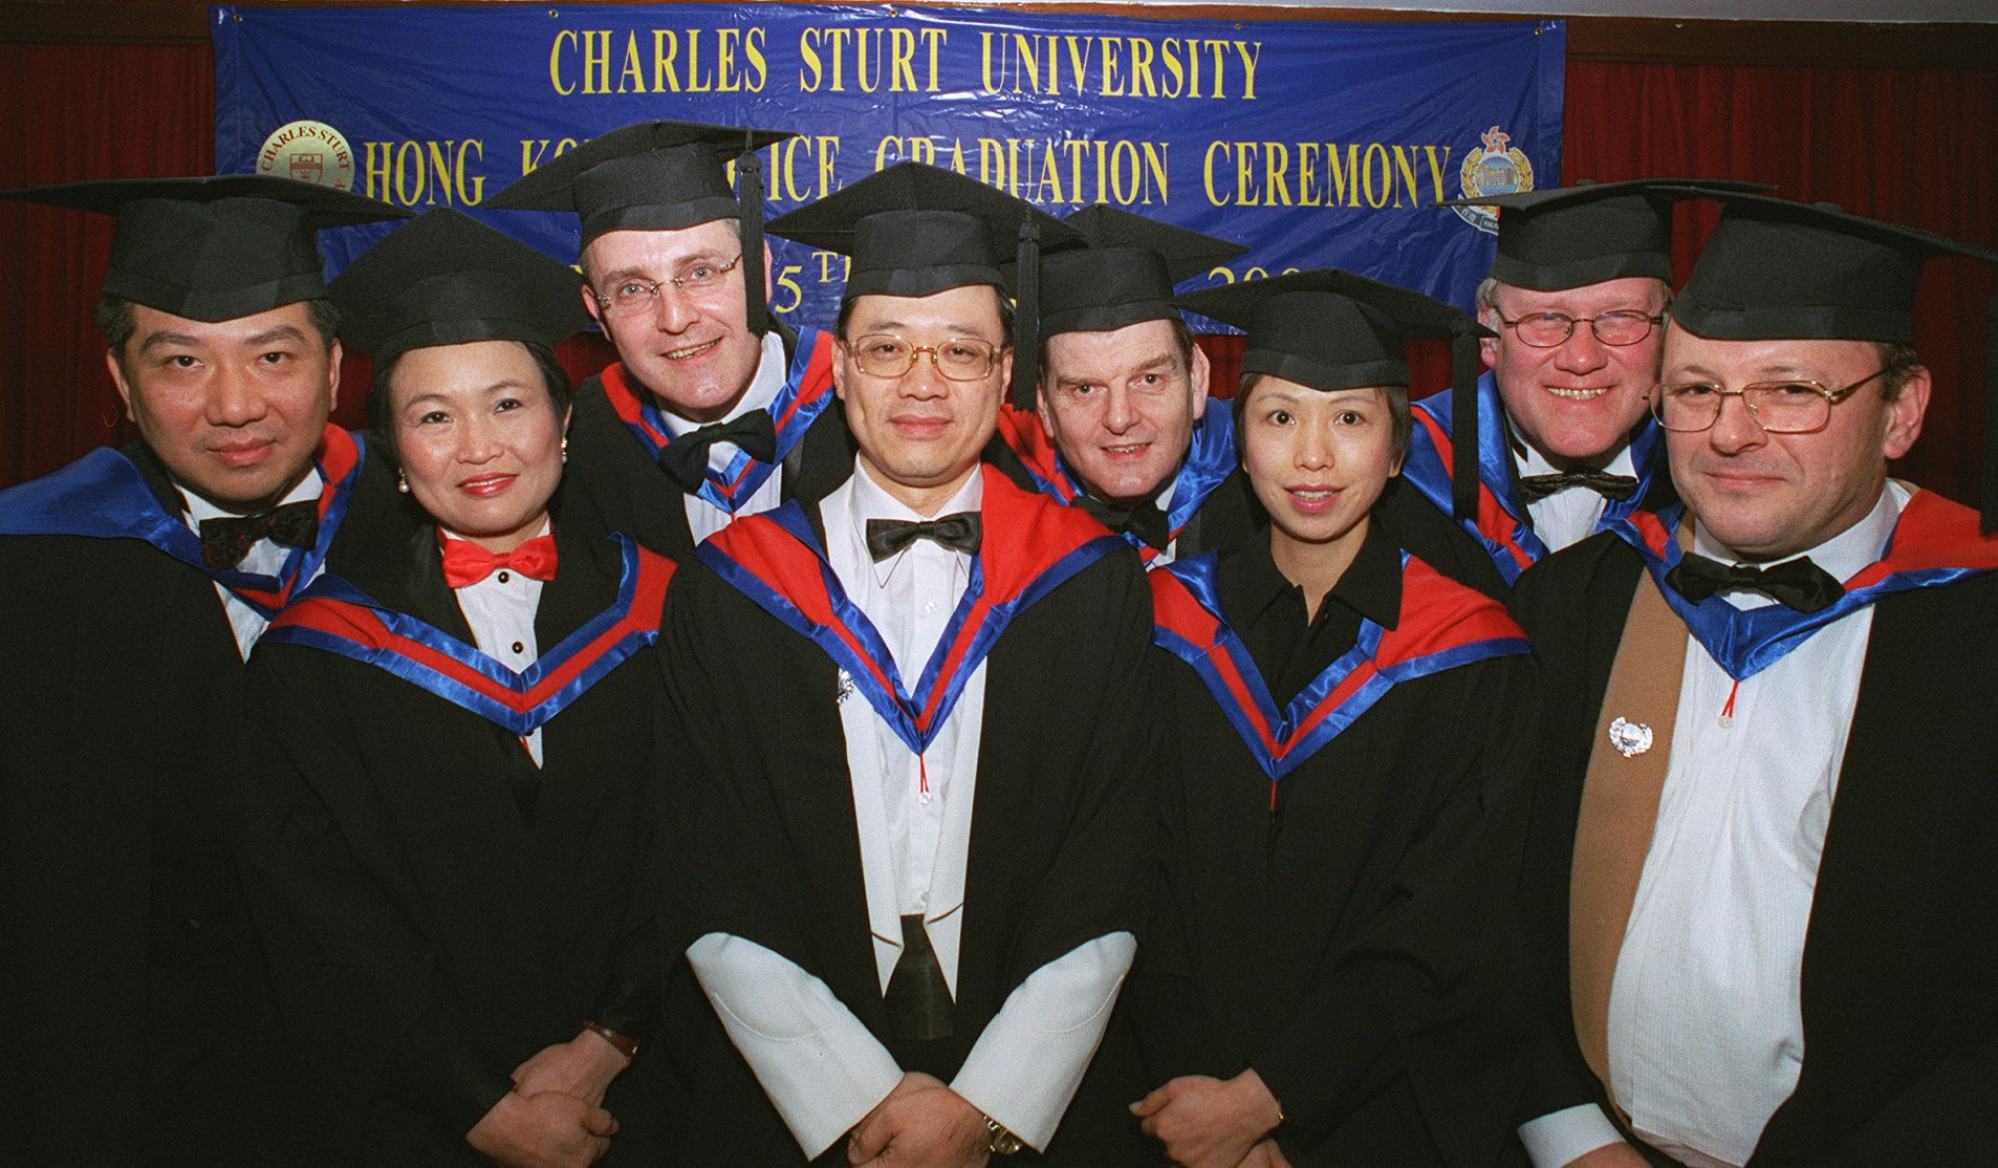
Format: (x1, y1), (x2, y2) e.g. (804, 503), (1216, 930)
(1453, 125), (1535, 235)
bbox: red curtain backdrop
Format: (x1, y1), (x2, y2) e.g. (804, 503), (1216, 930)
(2, 40), (1992, 499)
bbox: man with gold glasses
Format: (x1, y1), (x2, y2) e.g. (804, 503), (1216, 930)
(490, 119), (855, 560)
(1513, 194), (1998, 1168)
(658, 163), (1156, 1166)
(1406, 180), (1765, 585)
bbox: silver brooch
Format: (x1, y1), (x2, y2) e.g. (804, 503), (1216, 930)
(1607, 716), (1653, 758)
(835, 669), (855, 705)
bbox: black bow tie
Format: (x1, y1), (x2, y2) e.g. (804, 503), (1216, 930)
(1516, 469), (1640, 504)
(198, 500), (319, 570)
(1666, 553), (1844, 614)
(658, 409), (779, 492)
(1079, 497), (1171, 550)
(865, 512), (982, 562)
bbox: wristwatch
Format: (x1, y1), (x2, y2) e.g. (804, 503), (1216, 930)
(981, 1112), (1024, 1156)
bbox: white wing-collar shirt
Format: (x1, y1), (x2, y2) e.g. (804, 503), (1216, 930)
(657, 328), (789, 544)
(178, 469), (323, 661)
(686, 458), (1135, 1158)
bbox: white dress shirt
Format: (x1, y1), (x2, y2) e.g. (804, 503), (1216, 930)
(686, 460), (1135, 1158)
(1148, 475), (1182, 569)
(179, 470), (323, 661)
(1516, 441), (1638, 554)
(443, 523), (549, 767)
(658, 329), (789, 544)
(1522, 483), (1907, 1168)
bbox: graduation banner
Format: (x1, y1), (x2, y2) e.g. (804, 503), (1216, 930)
(212, 3), (1564, 332)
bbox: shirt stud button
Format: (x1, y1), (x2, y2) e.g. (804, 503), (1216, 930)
(497, 570), (511, 583)
(511, 641), (525, 654)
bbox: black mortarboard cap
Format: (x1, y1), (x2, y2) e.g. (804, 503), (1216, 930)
(1443, 178), (1772, 291)
(1668, 191), (1998, 527)
(327, 208), (590, 364)
(1037, 206), (1248, 338)
(765, 162), (1078, 407)
(1, 174), (410, 323)
(486, 119), (795, 333)
(1671, 192), (1997, 343)
(1178, 268), (1495, 518)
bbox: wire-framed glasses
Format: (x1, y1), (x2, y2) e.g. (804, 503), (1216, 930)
(592, 254), (744, 317)
(846, 334), (1002, 381)
(1650, 368), (1889, 434)
(1493, 309), (1664, 348)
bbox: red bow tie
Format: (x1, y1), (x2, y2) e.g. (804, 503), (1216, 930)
(439, 532), (559, 589)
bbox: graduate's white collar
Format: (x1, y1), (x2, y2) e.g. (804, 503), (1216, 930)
(1513, 435), (1637, 481)
(838, 458), (983, 590)
(653, 329), (788, 444)
(177, 466), (323, 527)
(1692, 480), (1907, 611)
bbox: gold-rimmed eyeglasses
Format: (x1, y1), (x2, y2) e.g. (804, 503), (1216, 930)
(845, 334), (1003, 381)
(1650, 368), (1890, 434)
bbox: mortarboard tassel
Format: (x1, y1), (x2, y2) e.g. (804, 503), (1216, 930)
(738, 131), (769, 335)
(1450, 326), (1482, 521)
(1982, 295), (1998, 533)
(1010, 218), (1042, 410)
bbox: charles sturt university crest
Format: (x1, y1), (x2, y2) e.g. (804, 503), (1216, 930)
(255, 119), (356, 191)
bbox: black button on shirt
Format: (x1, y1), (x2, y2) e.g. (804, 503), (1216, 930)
(1214, 524), (1404, 708)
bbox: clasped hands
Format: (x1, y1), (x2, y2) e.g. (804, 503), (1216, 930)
(847, 1071), (994, 1168)
(1133, 1069), (1292, 1168)
(466, 1027), (632, 1168)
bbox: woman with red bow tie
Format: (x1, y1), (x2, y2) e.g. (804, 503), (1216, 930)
(230, 210), (680, 1168)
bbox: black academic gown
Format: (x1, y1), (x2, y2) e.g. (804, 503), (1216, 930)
(1512, 534), (1998, 1166)
(1134, 528), (1537, 1166)
(0, 438), (397, 1168)
(659, 492), (1158, 1167)
(563, 323), (856, 560)
(228, 516), (677, 1165)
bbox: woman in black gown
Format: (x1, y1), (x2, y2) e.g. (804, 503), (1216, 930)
(231, 209), (678, 1167)
(1131, 270), (1539, 1168)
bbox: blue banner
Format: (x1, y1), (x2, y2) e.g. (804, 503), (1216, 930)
(213, 3), (1562, 331)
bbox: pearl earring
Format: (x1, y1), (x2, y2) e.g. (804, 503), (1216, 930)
(396, 470), (409, 494)
(561, 436), (570, 465)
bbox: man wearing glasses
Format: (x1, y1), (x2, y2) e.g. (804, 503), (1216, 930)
(1511, 194), (1998, 1167)
(659, 163), (1154, 1166)
(489, 120), (854, 560)
(1406, 181), (1762, 585)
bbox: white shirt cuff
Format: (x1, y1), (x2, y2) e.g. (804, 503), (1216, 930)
(1518, 1104), (1627, 1168)
(686, 932), (904, 1158)
(950, 932), (1136, 1150)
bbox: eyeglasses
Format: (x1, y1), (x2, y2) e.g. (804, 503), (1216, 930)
(846, 334), (1002, 381)
(1651, 368), (1889, 434)
(592, 254), (744, 318)
(1492, 309), (1663, 348)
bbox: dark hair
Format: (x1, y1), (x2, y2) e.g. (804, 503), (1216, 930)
(97, 294), (340, 377)
(367, 339), (573, 460)
(1875, 342), (1924, 401)
(1035, 315), (1197, 389)
(834, 284), (1016, 347)
(1232, 372), (1414, 463)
